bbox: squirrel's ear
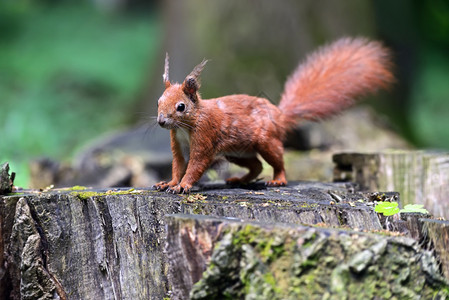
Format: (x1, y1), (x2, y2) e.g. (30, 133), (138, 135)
(163, 53), (171, 89)
(182, 59), (208, 102)
(182, 76), (199, 100)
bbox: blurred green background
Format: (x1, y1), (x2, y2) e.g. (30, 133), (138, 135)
(1, 0), (449, 188)
(0, 0), (161, 186)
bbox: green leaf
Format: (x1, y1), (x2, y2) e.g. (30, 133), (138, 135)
(374, 201), (400, 216)
(379, 206), (400, 216)
(400, 204), (429, 214)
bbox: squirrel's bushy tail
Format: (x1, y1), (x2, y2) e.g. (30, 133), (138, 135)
(278, 37), (394, 128)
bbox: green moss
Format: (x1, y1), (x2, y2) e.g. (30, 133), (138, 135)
(299, 202), (319, 209)
(192, 203), (205, 214)
(6, 192), (25, 196)
(231, 225), (258, 246)
(181, 194), (209, 214)
(263, 272), (282, 294)
(256, 237), (286, 264)
(192, 223), (449, 300)
(71, 188), (137, 200)
(73, 191), (102, 200)
(299, 256), (319, 270)
(258, 239), (274, 262)
(69, 185), (88, 191)
(302, 232), (317, 248)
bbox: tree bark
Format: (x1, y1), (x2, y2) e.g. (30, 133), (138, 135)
(0, 163), (13, 195)
(421, 219), (449, 279)
(0, 181), (448, 299)
(166, 214), (449, 299)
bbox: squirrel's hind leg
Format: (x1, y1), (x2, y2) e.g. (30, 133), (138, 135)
(225, 156), (263, 185)
(256, 140), (287, 187)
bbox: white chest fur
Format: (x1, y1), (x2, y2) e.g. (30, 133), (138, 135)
(175, 129), (191, 160)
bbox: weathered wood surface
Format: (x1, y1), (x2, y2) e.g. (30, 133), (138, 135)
(166, 214), (449, 299)
(333, 150), (449, 219)
(0, 162), (14, 299)
(2, 190), (177, 300)
(0, 181), (394, 299)
(422, 219), (449, 279)
(1, 174), (448, 299)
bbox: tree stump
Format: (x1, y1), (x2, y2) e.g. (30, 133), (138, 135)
(166, 214), (449, 299)
(0, 179), (448, 299)
(333, 150), (449, 219)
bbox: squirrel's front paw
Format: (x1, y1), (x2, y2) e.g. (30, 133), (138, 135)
(152, 181), (170, 191)
(153, 180), (177, 191)
(152, 181), (167, 191)
(167, 183), (192, 194)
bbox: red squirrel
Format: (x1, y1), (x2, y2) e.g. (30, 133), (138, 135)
(153, 37), (394, 193)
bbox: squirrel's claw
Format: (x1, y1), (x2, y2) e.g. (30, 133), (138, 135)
(167, 183), (191, 194)
(153, 180), (181, 192)
(152, 181), (168, 191)
(265, 180), (287, 187)
(167, 184), (182, 194)
(181, 185), (191, 194)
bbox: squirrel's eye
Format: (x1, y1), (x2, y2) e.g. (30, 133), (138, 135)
(176, 103), (185, 112)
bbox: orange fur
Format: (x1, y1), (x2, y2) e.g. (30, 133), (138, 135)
(153, 37), (394, 193)
(279, 37), (394, 126)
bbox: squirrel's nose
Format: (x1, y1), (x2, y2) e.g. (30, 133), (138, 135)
(157, 114), (166, 126)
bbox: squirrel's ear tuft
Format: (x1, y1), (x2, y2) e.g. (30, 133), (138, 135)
(163, 53), (171, 88)
(182, 59), (208, 102)
(182, 76), (199, 100)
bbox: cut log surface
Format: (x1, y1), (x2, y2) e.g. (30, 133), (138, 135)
(166, 214), (449, 300)
(0, 181), (447, 299)
(333, 150), (449, 219)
